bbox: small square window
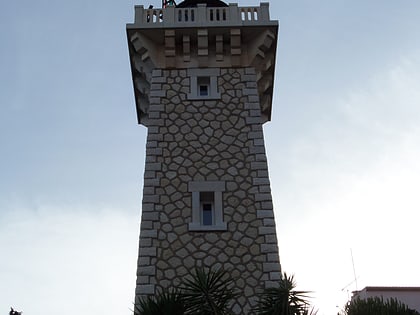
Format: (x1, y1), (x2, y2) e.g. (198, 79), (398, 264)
(187, 69), (221, 100)
(188, 181), (227, 231)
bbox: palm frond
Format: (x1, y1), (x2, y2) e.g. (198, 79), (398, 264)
(254, 272), (314, 315)
(181, 267), (238, 315)
(134, 288), (185, 315)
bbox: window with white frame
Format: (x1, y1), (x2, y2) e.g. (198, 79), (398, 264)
(187, 68), (221, 100)
(188, 181), (227, 231)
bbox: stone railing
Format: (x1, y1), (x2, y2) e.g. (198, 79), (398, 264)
(130, 3), (276, 28)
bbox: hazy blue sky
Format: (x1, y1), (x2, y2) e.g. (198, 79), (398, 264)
(1, 1), (420, 314)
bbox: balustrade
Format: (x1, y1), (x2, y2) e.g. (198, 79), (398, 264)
(133, 3), (273, 27)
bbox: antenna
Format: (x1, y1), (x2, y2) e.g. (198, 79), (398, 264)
(350, 248), (358, 291)
(340, 250), (359, 304)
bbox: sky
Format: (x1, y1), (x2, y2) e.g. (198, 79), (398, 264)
(1, 0), (420, 314)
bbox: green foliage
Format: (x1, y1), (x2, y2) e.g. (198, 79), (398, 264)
(134, 267), (237, 315)
(345, 296), (420, 315)
(135, 269), (317, 315)
(181, 267), (238, 315)
(254, 273), (316, 315)
(134, 289), (185, 315)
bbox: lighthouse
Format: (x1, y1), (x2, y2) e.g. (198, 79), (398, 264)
(126, 1), (280, 313)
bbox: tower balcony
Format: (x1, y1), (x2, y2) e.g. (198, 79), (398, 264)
(127, 3), (277, 29)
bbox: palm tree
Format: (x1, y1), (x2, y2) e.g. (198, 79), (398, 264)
(134, 288), (185, 315)
(181, 267), (238, 315)
(254, 273), (316, 315)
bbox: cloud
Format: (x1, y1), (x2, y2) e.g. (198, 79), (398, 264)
(0, 206), (140, 315)
(270, 53), (420, 314)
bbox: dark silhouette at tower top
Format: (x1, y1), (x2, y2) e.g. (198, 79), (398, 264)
(176, 0), (228, 8)
(10, 307), (22, 315)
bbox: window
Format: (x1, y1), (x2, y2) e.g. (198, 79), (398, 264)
(200, 192), (214, 225)
(188, 181), (227, 231)
(187, 68), (221, 100)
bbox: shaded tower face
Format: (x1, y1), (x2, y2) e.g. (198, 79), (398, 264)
(127, 2), (280, 313)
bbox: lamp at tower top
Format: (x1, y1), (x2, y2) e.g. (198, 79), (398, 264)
(162, 0), (176, 8)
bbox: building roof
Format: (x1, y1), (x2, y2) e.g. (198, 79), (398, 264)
(362, 286), (420, 292)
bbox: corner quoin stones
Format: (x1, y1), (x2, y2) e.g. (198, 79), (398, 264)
(127, 2), (281, 314)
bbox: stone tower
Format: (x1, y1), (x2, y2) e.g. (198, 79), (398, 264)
(127, 1), (280, 313)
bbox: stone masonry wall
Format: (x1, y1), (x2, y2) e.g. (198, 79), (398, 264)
(135, 67), (281, 314)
